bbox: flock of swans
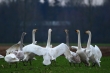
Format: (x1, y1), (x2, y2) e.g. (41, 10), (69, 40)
(0, 28), (102, 68)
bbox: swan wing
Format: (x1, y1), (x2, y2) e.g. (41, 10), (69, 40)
(95, 45), (102, 58)
(23, 44), (46, 56)
(51, 43), (70, 58)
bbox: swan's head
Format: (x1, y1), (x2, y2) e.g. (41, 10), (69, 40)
(33, 29), (37, 32)
(49, 28), (52, 32)
(75, 30), (80, 33)
(85, 30), (90, 34)
(22, 32), (27, 35)
(65, 29), (68, 33)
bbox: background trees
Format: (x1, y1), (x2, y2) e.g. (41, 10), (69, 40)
(0, 0), (110, 43)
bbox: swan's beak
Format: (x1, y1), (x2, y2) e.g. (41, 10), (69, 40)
(75, 30), (79, 32)
(65, 29), (68, 33)
(24, 32), (27, 35)
(49, 28), (52, 32)
(33, 29), (37, 32)
(85, 30), (89, 34)
(23, 32), (27, 35)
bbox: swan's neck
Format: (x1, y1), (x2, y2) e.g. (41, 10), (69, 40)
(46, 30), (51, 48)
(87, 32), (91, 49)
(20, 32), (25, 50)
(78, 32), (82, 49)
(66, 32), (69, 47)
(32, 31), (35, 44)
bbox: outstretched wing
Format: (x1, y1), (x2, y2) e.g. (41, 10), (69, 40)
(51, 43), (71, 59)
(23, 44), (46, 56)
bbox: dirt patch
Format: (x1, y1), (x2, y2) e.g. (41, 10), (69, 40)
(0, 46), (110, 56)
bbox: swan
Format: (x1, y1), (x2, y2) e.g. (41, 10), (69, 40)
(85, 30), (102, 67)
(5, 32), (26, 67)
(75, 30), (90, 66)
(15, 32), (26, 61)
(23, 42), (71, 66)
(22, 29), (38, 65)
(0, 54), (4, 59)
(44, 29), (72, 65)
(65, 29), (81, 66)
(6, 32), (26, 55)
(45, 28), (57, 65)
(4, 53), (19, 68)
(22, 29), (51, 65)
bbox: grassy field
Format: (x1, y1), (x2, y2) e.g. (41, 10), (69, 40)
(0, 56), (110, 73)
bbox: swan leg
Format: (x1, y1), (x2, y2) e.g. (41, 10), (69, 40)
(73, 63), (76, 67)
(51, 60), (56, 66)
(15, 62), (17, 68)
(69, 62), (72, 66)
(29, 60), (32, 65)
(9, 64), (11, 68)
(22, 61), (26, 66)
(78, 63), (81, 67)
(92, 62), (96, 67)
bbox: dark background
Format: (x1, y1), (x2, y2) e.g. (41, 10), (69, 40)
(0, 0), (110, 44)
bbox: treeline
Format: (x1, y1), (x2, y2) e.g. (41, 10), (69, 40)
(0, 0), (110, 43)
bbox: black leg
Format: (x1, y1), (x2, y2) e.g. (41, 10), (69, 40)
(69, 62), (71, 66)
(29, 60), (32, 65)
(74, 63), (76, 67)
(78, 63), (81, 67)
(9, 64), (11, 68)
(92, 63), (96, 67)
(15, 62), (17, 68)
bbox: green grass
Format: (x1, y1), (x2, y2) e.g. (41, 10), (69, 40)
(0, 56), (110, 73)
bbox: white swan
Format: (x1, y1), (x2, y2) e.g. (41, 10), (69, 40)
(22, 29), (51, 65)
(65, 29), (81, 66)
(23, 43), (72, 66)
(85, 30), (102, 67)
(44, 29), (72, 65)
(75, 30), (90, 66)
(4, 53), (19, 68)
